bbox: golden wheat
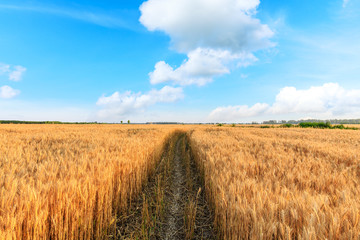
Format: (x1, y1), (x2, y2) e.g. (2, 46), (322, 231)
(2, 124), (360, 239)
(190, 127), (360, 239)
(0, 124), (176, 239)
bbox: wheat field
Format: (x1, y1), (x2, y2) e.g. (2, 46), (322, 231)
(190, 127), (360, 239)
(1, 124), (360, 239)
(0, 124), (176, 239)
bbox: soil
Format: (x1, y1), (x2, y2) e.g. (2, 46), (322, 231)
(161, 135), (187, 239)
(113, 132), (217, 240)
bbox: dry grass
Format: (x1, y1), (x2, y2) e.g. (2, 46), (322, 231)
(189, 127), (360, 239)
(0, 124), (176, 239)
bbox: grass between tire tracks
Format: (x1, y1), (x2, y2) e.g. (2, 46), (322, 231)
(113, 131), (216, 239)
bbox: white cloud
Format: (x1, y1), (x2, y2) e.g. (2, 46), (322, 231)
(343, 0), (349, 8)
(0, 85), (20, 99)
(140, 0), (273, 53)
(209, 83), (360, 121)
(0, 63), (27, 81)
(150, 48), (246, 86)
(270, 83), (360, 115)
(8, 66), (27, 81)
(96, 86), (184, 118)
(0, 63), (10, 74)
(140, 0), (274, 86)
(209, 103), (269, 121)
(237, 52), (259, 67)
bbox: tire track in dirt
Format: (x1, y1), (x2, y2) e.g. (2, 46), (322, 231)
(115, 132), (216, 239)
(162, 135), (187, 239)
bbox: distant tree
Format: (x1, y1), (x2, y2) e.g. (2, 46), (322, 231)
(121, 120), (123, 124)
(127, 120), (130, 124)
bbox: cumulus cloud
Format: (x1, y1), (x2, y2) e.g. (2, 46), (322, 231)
(209, 103), (269, 121)
(96, 86), (184, 118)
(0, 63), (27, 81)
(140, 0), (273, 52)
(140, 0), (274, 86)
(0, 85), (20, 99)
(270, 83), (360, 115)
(149, 48), (246, 86)
(209, 83), (360, 121)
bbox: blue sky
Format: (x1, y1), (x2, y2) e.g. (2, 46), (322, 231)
(0, 0), (359, 123)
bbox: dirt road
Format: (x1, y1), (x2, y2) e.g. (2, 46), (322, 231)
(116, 132), (216, 239)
